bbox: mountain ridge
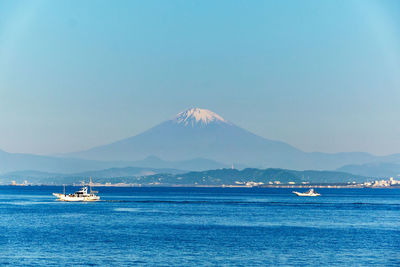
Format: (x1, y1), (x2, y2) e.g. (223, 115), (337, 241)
(337, 162), (400, 177)
(0, 149), (230, 174)
(65, 108), (397, 170)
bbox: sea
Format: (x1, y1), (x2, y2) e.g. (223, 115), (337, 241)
(0, 186), (399, 266)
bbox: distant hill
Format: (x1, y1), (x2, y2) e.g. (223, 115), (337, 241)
(0, 167), (185, 184)
(337, 162), (400, 178)
(141, 168), (369, 185)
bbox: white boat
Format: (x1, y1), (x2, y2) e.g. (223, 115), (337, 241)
(292, 188), (320, 197)
(53, 178), (100, 202)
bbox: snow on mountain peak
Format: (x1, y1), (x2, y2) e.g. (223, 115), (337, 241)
(173, 108), (230, 126)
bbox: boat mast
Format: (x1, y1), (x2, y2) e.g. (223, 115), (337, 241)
(63, 184), (65, 195)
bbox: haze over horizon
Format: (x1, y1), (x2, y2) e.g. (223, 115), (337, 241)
(1, 0), (400, 156)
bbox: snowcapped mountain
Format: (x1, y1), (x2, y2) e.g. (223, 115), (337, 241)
(66, 108), (383, 170)
(173, 108), (231, 127)
(67, 107), (301, 166)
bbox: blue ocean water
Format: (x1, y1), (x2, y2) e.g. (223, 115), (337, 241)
(0, 186), (399, 266)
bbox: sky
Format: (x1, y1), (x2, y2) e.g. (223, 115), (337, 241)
(0, 0), (400, 156)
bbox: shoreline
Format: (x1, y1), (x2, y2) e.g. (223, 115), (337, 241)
(2, 184), (400, 189)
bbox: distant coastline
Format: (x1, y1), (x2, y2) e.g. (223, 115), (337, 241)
(5, 183), (400, 189)
(4, 171), (399, 189)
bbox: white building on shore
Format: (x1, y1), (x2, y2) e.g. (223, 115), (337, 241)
(364, 177), (400, 187)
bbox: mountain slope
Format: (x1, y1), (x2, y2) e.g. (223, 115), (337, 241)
(125, 155), (243, 171)
(0, 149), (133, 174)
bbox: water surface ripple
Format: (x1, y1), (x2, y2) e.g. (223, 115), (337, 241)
(0, 186), (399, 266)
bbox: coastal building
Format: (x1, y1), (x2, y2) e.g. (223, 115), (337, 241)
(245, 181), (264, 187)
(10, 180), (30, 186)
(363, 177), (400, 187)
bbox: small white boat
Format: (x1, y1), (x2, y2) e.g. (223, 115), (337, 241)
(292, 188), (320, 197)
(53, 177), (100, 202)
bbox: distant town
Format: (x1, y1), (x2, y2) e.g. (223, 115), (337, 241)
(9, 176), (400, 188)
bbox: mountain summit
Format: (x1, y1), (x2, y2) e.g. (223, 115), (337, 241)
(173, 108), (230, 127)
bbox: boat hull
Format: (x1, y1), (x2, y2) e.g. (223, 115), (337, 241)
(53, 193), (100, 202)
(292, 191), (320, 197)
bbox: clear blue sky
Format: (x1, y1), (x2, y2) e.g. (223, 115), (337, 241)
(0, 0), (400, 155)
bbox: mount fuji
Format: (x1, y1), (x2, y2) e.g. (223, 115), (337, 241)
(68, 108), (300, 167)
(67, 108), (383, 170)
